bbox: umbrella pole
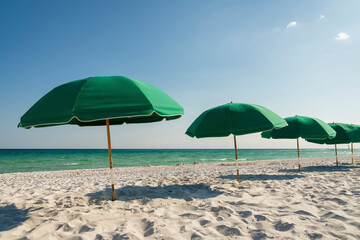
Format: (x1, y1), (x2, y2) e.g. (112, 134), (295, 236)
(233, 135), (240, 181)
(351, 142), (354, 165)
(106, 119), (115, 201)
(297, 138), (301, 173)
(335, 144), (338, 167)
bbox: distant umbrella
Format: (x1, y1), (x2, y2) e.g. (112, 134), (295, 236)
(186, 103), (288, 181)
(261, 115), (336, 172)
(18, 76), (184, 200)
(307, 123), (360, 166)
(346, 124), (360, 165)
(350, 124), (360, 165)
(351, 142), (354, 165)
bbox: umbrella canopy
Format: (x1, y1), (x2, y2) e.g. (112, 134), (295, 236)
(307, 123), (360, 145)
(261, 116), (336, 140)
(261, 115), (336, 172)
(350, 124), (360, 165)
(18, 76), (183, 128)
(186, 103), (287, 138)
(307, 123), (360, 166)
(186, 103), (287, 180)
(19, 76), (184, 200)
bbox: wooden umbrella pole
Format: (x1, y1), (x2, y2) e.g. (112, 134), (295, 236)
(351, 142), (354, 165)
(106, 119), (115, 201)
(233, 135), (240, 181)
(335, 144), (338, 167)
(297, 138), (301, 173)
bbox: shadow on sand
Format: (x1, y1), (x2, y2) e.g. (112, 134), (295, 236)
(0, 203), (31, 232)
(86, 183), (224, 202)
(219, 174), (305, 181)
(279, 165), (360, 173)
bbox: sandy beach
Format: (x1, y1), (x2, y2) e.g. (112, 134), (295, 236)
(0, 157), (359, 240)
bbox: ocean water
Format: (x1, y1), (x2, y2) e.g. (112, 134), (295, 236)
(0, 148), (357, 174)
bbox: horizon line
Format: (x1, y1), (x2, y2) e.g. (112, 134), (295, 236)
(0, 147), (348, 150)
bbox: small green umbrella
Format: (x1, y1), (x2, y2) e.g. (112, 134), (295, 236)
(19, 76), (184, 200)
(186, 103), (288, 180)
(349, 124), (360, 165)
(307, 123), (360, 166)
(261, 115), (336, 172)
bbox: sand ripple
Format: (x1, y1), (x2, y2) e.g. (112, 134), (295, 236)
(0, 157), (359, 239)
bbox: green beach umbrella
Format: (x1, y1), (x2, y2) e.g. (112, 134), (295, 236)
(261, 115), (336, 172)
(307, 123), (360, 166)
(18, 76), (184, 200)
(185, 103), (288, 181)
(349, 124), (360, 165)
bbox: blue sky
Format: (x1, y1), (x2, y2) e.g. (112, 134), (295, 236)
(1, 0), (359, 149)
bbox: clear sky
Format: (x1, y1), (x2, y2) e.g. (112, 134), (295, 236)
(1, 0), (359, 149)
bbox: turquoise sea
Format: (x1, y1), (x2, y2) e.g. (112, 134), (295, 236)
(0, 148), (358, 174)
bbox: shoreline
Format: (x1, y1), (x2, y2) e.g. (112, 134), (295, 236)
(0, 157), (359, 239)
(0, 156), (357, 176)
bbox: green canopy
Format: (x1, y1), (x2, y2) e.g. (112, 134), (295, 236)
(307, 123), (360, 144)
(19, 76), (183, 128)
(261, 116), (336, 140)
(307, 123), (360, 166)
(186, 103), (287, 180)
(350, 124), (360, 165)
(186, 103), (287, 138)
(261, 115), (336, 172)
(19, 76), (184, 200)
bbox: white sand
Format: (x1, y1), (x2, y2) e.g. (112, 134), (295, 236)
(0, 157), (359, 240)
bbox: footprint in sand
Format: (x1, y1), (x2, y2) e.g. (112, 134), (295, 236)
(57, 223), (73, 232)
(274, 221), (295, 232)
(199, 219), (211, 226)
(44, 210), (59, 217)
(254, 215), (267, 221)
(339, 189), (352, 196)
(238, 211), (252, 218)
(326, 198), (347, 205)
(210, 206), (234, 218)
(112, 233), (138, 240)
(216, 217), (223, 221)
(88, 196), (106, 206)
(95, 234), (104, 240)
(322, 211), (348, 221)
(215, 225), (241, 236)
(210, 206), (234, 214)
(250, 230), (268, 240)
(180, 225), (186, 233)
(55, 200), (63, 207)
(226, 200), (246, 206)
(33, 199), (46, 204)
(78, 224), (95, 233)
(307, 232), (323, 240)
(294, 210), (316, 218)
(180, 213), (201, 219)
(191, 232), (203, 240)
(141, 219), (155, 237)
